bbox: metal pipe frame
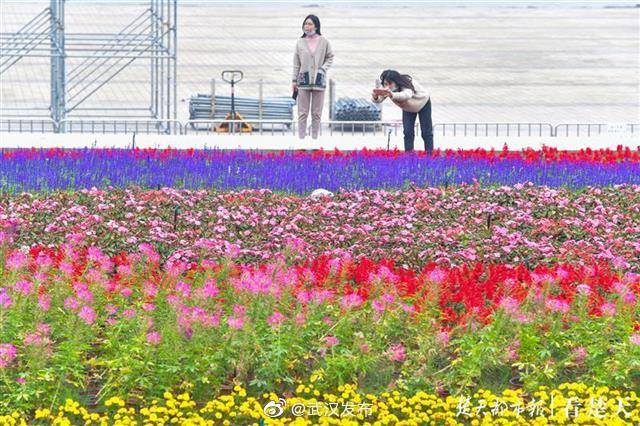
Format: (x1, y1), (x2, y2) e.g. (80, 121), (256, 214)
(50, 0), (65, 127)
(0, 0), (177, 133)
(0, 9), (53, 73)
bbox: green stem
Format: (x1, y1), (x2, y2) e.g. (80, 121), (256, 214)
(49, 374), (63, 412)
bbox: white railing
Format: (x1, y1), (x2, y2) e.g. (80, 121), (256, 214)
(434, 122), (554, 137)
(0, 117), (58, 133)
(554, 123), (639, 137)
(1, 117), (639, 139)
(58, 119), (183, 135)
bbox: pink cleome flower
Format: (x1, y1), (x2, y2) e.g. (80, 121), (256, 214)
(78, 306), (97, 325)
(267, 311), (286, 328)
(0, 344), (17, 368)
(227, 315), (245, 330)
(435, 331), (450, 347)
(146, 331), (162, 345)
(324, 335), (339, 348)
(600, 303), (617, 317)
(387, 343), (406, 363)
(545, 298), (570, 314)
(14, 280), (34, 296)
(499, 297), (521, 316)
(572, 346), (588, 364)
(38, 294), (51, 311)
(0, 288), (11, 309)
(6, 251), (28, 271)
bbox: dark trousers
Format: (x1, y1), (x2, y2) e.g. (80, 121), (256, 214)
(402, 99), (433, 154)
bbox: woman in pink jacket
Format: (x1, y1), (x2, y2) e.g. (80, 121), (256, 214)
(372, 69), (433, 154)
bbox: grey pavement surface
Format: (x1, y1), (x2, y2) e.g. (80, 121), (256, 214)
(1, 1), (639, 123)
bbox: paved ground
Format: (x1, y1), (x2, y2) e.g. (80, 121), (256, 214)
(1, 1), (639, 124)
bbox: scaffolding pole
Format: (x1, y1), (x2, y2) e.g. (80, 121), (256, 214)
(50, 0), (65, 127)
(0, 0), (177, 133)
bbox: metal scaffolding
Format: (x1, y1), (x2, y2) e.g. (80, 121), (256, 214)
(0, 0), (177, 132)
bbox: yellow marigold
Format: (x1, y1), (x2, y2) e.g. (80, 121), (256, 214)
(105, 397), (126, 408)
(35, 408), (51, 419)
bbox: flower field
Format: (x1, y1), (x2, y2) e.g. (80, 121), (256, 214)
(1, 148), (639, 425)
(1, 146), (640, 192)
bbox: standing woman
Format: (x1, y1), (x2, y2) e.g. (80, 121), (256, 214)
(372, 70), (433, 153)
(292, 15), (334, 139)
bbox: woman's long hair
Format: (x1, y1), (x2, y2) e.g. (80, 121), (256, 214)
(380, 69), (415, 93)
(301, 15), (322, 37)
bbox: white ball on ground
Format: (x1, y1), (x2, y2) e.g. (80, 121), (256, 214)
(310, 188), (334, 198)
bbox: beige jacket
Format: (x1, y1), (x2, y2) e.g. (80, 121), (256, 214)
(292, 36), (334, 91)
(372, 79), (430, 113)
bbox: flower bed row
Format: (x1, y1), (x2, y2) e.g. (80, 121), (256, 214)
(2, 186), (639, 269)
(2, 383), (638, 425)
(6, 146), (640, 162)
(1, 245), (638, 413)
(1, 147), (639, 192)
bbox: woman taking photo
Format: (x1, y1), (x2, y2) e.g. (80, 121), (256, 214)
(292, 14), (334, 140)
(372, 70), (433, 154)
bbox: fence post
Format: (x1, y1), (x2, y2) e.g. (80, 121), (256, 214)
(258, 79), (263, 133)
(258, 79), (264, 121)
(210, 78), (216, 132)
(329, 79), (335, 120)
